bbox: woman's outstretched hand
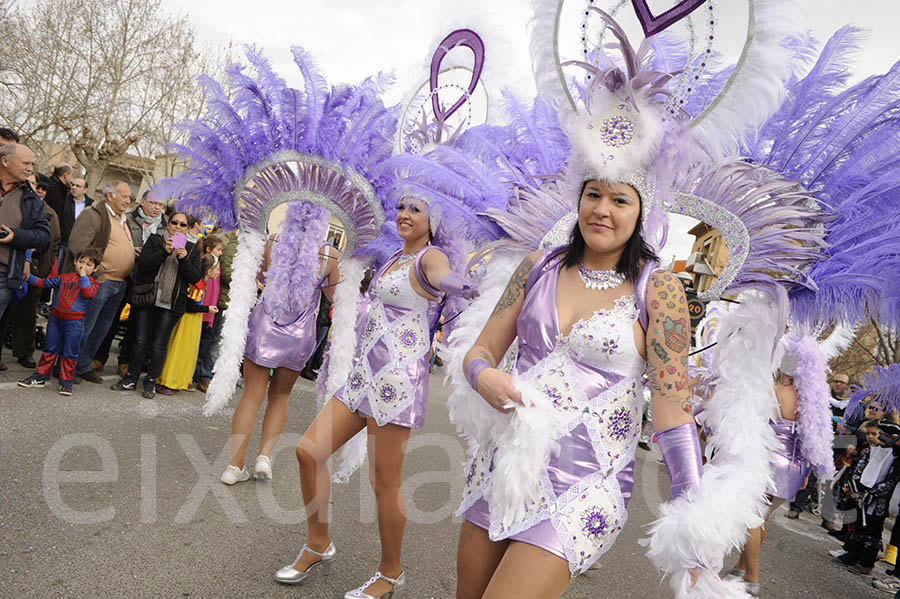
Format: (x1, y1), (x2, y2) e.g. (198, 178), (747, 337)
(477, 368), (524, 413)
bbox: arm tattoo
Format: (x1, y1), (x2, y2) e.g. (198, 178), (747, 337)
(491, 257), (533, 317)
(476, 348), (496, 368)
(663, 316), (689, 353)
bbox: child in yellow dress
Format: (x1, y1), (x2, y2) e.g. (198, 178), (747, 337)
(157, 255), (220, 392)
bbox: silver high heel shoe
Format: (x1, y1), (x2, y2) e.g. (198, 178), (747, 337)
(344, 570), (406, 598)
(273, 542), (336, 585)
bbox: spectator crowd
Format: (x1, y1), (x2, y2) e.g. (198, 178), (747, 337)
(0, 127), (330, 400)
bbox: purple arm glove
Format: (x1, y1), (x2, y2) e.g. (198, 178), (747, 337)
(439, 272), (479, 300)
(465, 358), (491, 392)
(655, 422), (703, 499)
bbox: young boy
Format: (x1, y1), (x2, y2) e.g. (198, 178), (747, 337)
(18, 250), (100, 395)
(833, 419), (900, 575)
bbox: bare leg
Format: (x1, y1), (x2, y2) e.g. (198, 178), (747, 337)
(456, 520), (509, 599)
(293, 397), (366, 572)
(258, 366), (300, 458)
(226, 360), (270, 469)
(357, 420), (411, 598)
(482, 541), (571, 599)
(744, 498), (784, 584)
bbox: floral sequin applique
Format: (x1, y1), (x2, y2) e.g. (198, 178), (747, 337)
(457, 444), (497, 516)
(582, 378), (642, 473)
(550, 470), (627, 576)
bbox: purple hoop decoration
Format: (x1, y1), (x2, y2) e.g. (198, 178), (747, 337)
(630, 0), (708, 37)
(429, 28), (485, 123)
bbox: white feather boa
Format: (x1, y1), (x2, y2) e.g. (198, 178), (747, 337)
(314, 257), (371, 484)
(445, 251), (525, 457)
(203, 229), (266, 416)
(643, 292), (781, 598)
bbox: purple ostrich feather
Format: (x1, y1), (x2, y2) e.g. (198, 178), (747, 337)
(845, 364), (900, 421)
(739, 28), (900, 328)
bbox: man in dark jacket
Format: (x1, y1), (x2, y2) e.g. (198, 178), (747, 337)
(0, 143), (51, 317)
(8, 174), (61, 368)
(56, 177), (92, 266)
(43, 164), (72, 217)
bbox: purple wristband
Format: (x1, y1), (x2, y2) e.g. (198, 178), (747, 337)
(655, 422), (703, 500)
(465, 358), (491, 392)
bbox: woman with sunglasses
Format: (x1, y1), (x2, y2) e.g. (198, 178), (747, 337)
(111, 212), (202, 398)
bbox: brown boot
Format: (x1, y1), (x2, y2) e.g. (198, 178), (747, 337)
(91, 360), (103, 372)
(117, 363), (129, 377)
(197, 381), (209, 392)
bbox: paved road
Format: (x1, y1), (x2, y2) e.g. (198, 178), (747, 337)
(0, 362), (888, 598)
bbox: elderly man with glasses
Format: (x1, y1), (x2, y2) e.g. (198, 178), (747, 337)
(66, 180), (135, 383)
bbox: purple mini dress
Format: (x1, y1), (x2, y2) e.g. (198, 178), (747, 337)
(335, 248), (443, 429)
(768, 418), (811, 500)
(461, 248), (648, 576)
(243, 251), (328, 372)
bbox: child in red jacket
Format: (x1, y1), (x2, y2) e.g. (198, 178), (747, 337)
(18, 250), (100, 395)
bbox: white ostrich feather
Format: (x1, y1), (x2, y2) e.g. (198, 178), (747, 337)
(818, 323), (857, 365)
(644, 291), (781, 599)
(689, 0), (805, 161)
(204, 229), (266, 416)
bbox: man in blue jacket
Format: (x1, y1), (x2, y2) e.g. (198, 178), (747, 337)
(0, 142), (51, 316)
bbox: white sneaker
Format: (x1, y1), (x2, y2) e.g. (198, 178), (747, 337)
(828, 549), (847, 558)
(220, 465), (250, 485)
(255, 455), (273, 480)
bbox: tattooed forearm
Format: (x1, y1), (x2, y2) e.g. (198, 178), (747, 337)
(491, 257), (534, 317)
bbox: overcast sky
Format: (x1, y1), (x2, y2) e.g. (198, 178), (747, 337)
(158, 0), (898, 262)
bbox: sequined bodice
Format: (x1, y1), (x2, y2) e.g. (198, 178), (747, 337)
(555, 294), (644, 377)
(372, 261), (429, 311)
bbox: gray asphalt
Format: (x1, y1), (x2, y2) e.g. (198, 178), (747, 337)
(0, 360), (887, 598)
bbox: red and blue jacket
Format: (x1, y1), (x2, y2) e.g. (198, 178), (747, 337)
(28, 273), (99, 320)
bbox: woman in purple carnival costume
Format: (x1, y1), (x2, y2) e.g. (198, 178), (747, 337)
(220, 214), (341, 485)
(457, 173), (700, 597)
(152, 47), (399, 491)
(276, 28), (498, 599)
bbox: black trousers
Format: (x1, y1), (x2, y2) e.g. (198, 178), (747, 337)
(10, 285), (42, 358)
(843, 508), (887, 568)
(126, 306), (180, 384)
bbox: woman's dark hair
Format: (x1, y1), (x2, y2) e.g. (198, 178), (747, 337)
(560, 180), (659, 282)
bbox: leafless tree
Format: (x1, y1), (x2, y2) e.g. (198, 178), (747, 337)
(830, 321), (900, 384)
(0, 0), (214, 190)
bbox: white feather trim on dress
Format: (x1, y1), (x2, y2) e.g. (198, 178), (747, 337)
(203, 229), (266, 416)
(643, 292), (782, 599)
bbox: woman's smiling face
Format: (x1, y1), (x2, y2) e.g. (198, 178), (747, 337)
(395, 197), (430, 242)
(577, 180), (641, 255)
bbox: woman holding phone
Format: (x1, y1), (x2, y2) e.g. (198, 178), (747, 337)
(111, 211), (202, 398)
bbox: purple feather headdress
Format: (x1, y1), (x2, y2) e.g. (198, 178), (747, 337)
(154, 45), (396, 260)
(742, 27), (900, 328)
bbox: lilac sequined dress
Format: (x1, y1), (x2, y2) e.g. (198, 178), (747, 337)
(461, 248), (647, 576)
(335, 248), (442, 429)
(768, 418), (811, 500)
(244, 259), (326, 372)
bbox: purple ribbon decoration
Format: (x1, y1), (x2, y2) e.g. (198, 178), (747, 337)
(429, 28), (485, 123)
(630, 0), (707, 37)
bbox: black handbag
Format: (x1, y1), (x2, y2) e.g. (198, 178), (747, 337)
(131, 282), (156, 307)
